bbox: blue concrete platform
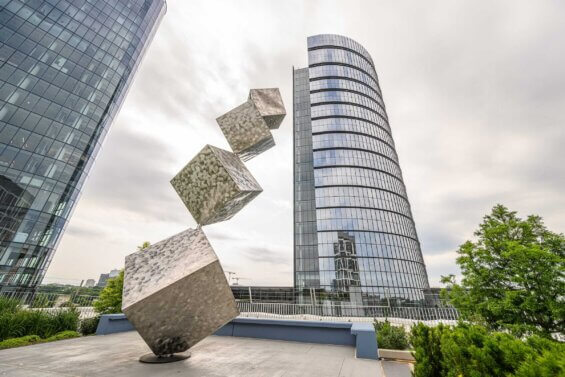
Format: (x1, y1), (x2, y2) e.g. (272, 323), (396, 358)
(96, 314), (379, 359)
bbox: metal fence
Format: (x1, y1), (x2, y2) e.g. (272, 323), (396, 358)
(236, 302), (459, 327)
(1, 291), (98, 319)
(1, 291), (459, 325)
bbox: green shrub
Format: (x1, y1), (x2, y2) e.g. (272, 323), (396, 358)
(48, 307), (80, 337)
(0, 335), (41, 350)
(45, 331), (80, 341)
(374, 319), (409, 350)
(0, 297), (20, 314)
(80, 316), (100, 335)
(0, 331), (81, 350)
(515, 346), (565, 377)
(411, 323), (447, 377)
(0, 307), (79, 341)
(410, 323), (565, 377)
(440, 323), (530, 377)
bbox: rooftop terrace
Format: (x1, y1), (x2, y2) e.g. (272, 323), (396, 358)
(0, 331), (412, 377)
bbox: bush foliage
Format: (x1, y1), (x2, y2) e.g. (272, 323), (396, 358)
(79, 316), (100, 335)
(0, 335), (42, 350)
(94, 270), (123, 314)
(410, 323), (565, 377)
(0, 296), (79, 341)
(45, 330), (80, 342)
(0, 331), (80, 350)
(374, 319), (409, 350)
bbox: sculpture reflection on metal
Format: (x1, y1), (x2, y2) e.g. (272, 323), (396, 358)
(122, 88), (286, 363)
(217, 88), (286, 161)
(170, 145), (262, 225)
(122, 228), (238, 358)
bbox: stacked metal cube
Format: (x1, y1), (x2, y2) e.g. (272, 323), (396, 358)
(122, 88), (285, 357)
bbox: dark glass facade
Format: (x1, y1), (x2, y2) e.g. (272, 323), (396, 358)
(0, 0), (166, 294)
(294, 34), (430, 307)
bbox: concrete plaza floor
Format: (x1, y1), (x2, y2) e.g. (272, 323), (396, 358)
(0, 331), (412, 377)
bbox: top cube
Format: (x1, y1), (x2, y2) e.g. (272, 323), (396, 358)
(216, 88), (286, 161)
(248, 88), (286, 130)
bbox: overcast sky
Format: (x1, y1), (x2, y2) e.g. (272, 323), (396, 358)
(45, 0), (565, 287)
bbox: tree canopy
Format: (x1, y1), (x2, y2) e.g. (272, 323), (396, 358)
(93, 270), (123, 314)
(441, 204), (564, 337)
(137, 241), (151, 250)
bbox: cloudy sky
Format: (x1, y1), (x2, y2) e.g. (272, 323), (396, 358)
(45, 0), (565, 287)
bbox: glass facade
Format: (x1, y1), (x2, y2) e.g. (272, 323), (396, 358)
(294, 34), (430, 307)
(0, 0), (166, 294)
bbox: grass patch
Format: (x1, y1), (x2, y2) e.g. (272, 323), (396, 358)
(0, 335), (42, 350)
(0, 331), (80, 350)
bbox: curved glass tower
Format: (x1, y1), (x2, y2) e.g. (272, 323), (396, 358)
(294, 34), (430, 306)
(0, 0), (166, 294)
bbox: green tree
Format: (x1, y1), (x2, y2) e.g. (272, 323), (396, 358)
(137, 241), (151, 250)
(441, 204), (565, 337)
(93, 270), (124, 314)
(92, 241), (150, 314)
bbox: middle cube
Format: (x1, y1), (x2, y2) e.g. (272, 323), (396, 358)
(171, 145), (262, 225)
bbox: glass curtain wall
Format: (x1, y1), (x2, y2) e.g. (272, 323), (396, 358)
(0, 0), (166, 294)
(294, 34), (430, 308)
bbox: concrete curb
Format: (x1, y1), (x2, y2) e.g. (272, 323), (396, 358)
(96, 314), (379, 359)
(379, 349), (415, 362)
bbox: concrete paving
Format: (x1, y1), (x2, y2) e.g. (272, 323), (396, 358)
(0, 331), (411, 377)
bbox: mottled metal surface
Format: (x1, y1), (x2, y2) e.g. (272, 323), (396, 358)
(122, 227), (239, 356)
(249, 88), (286, 129)
(216, 100), (275, 161)
(170, 145), (262, 225)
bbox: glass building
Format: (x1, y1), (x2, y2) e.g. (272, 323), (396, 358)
(0, 0), (166, 294)
(294, 34), (430, 307)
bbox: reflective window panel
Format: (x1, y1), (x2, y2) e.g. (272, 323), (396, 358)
(294, 34), (430, 307)
(0, 0), (166, 294)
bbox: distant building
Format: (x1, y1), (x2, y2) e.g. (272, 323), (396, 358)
(84, 279), (96, 288)
(96, 269), (121, 287)
(108, 269), (120, 278)
(96, 273), (109, 288)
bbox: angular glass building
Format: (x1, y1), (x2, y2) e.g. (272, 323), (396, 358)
(294, 34), (430, 307)
(0, 0), (166, 294)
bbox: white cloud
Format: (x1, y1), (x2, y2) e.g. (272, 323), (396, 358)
(46, 0), (565, 287)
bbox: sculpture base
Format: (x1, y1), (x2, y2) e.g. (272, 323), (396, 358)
(139, 352), (191, 363)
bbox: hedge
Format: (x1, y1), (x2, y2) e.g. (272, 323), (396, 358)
(410, 323), (565, 377)
(0, 297), (79, 341)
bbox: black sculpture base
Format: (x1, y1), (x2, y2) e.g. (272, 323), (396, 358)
(139, 352), (191, 363)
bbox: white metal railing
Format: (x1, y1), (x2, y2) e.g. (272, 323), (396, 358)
(1, 291), (98, 319)
(1, 292), (459, 325)
(236, 302), (459, 327)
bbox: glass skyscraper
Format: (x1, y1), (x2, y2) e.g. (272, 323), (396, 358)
(0, 0), (166, 294)
(294, 34), (430, 307)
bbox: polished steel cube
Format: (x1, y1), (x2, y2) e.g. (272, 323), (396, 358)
(249, 88), (286, 130)
(170, 145), (262, 225)
(216, 100), (274, 161)
(122, 227), (239, 356)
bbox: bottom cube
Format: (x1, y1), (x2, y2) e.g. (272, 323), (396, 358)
(122, 227), (238, 356)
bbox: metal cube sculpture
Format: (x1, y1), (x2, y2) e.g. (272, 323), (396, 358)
(123, 87), (285, 362)
(248, 88), (286, 130)
(170, 144), (262, 225)
(216, 100), (274, 161)
(216, 88), (285, 161)
(122, 227), (238, 356)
